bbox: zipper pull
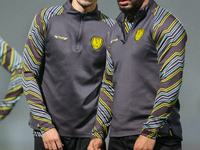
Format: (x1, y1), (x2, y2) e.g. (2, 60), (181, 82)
(121, 40), (125, 44)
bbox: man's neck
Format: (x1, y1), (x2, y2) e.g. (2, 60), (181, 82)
(141, 0), (150, 9)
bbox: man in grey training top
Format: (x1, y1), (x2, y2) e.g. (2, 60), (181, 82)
(22, 0), (114, 149)
(88, 0), (187, 150)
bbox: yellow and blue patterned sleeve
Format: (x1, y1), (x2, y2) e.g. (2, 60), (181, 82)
(22, 6), (64, 132)
(91, 41), (114, 140)
(141, 6), (187, 139)
(0, 37), (23, 121)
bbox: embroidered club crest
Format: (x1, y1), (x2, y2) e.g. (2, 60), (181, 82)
(135, 29), (144, 41)
(91, 37), (103, 50)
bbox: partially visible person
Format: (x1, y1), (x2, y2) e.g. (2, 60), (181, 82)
(0, 37), (23, 121)
(88, 0), (187, 150)
(22, 0), (114, 150)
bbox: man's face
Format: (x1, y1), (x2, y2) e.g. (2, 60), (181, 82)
(117, 0), (144, 15)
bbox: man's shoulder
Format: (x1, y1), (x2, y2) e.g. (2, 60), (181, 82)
(36, 5), (64, 23)
(99, 11), (115, 27)
(153, 5), (182, 25)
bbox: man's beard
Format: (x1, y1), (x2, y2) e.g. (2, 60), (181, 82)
(119, 6), (136, 15)
(118, 1), (143, 15)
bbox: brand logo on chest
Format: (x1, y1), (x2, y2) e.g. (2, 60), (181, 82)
(91, 37), (103, 50)
(110, 38), (119, 43)
(54, 35), (68, 40)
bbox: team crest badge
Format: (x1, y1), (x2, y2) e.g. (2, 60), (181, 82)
(91, 37), (103, 50)
(135, 29), (144, 41)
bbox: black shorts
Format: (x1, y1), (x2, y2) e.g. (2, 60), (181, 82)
(108, 135), (181, 150)
(34, 136), (106, 150)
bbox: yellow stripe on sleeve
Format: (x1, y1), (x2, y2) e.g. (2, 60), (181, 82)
(153, 12), (172, 41)
(158, 31), (186, 63)
(7, 47), (14, 71)
(1, 43), (8, 66)
(160, 47), (185, 72)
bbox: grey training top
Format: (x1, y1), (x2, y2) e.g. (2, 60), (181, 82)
(23, 0), (114, 137)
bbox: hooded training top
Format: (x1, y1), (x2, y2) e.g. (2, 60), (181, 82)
(0, 37), (23, 121)
(92, 0), (187, 140)
(22, 0), (114, 137)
